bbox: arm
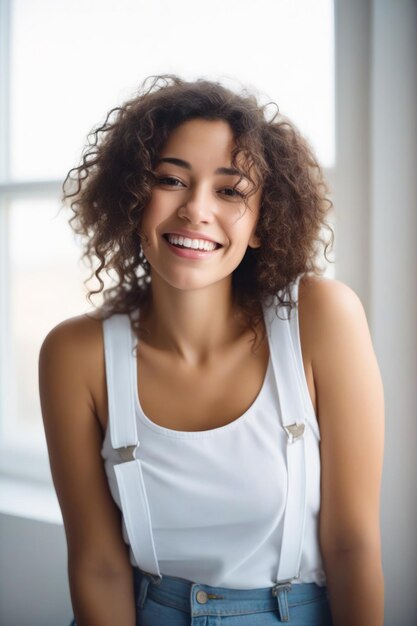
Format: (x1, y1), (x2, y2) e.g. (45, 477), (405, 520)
(302, 277), (384, 626)
(39, 316), (137, 626)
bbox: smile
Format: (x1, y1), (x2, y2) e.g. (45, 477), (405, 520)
(164, 234), (221, 252)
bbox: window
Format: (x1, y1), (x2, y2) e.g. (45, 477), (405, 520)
(0, 0), (335, 483)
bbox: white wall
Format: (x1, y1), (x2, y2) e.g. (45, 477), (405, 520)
(333, 0), (371, 303)
(0, 514), (72, 626)
(370, 1), (417, 624)
(333, 1), (417, 623)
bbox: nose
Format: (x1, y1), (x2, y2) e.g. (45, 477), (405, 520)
(177, 184), (215, 225)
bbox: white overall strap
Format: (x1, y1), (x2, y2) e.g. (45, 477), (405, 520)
(103, 314), (161, 578)
(263, 277), (308, 584)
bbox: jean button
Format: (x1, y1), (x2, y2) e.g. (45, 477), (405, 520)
(196, 590), (208, 604)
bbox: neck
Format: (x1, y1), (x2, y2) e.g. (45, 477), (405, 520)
(140, 274), (247, 366)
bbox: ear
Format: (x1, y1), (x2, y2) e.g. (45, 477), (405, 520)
(248, 233), (261, 249)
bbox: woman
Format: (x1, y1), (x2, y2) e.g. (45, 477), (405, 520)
(39, 74), (384, 625)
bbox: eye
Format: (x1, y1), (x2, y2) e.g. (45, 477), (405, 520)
(220, 187), (246, 199)
(155, 176), (185, 187)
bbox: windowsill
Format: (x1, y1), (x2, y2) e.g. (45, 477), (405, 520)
(0, 475), (63, 525)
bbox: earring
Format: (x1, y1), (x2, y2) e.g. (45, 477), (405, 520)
(138, 232), (150, 247)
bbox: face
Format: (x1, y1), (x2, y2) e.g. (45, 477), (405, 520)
(139, 118), (261, 293)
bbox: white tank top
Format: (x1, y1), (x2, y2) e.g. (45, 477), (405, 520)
(100, 275), (327, 589)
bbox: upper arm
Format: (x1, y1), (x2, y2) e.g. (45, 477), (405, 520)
(38, 316), (132, 576)
(303, 277), (385, 556)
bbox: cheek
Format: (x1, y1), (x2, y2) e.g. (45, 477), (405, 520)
(139, 202), (159, 235)
(141, 193), (176, 228)
(234, 213), (260, 242)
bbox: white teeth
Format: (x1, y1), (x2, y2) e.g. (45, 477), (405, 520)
(166, 234), (217, 251)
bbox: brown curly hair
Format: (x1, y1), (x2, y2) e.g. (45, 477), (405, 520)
(63, 73), (334, 346)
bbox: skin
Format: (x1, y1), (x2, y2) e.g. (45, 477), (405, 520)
(136, 119), (268, 429)
(39, 119), (384, 625)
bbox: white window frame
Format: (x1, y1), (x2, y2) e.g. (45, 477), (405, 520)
(0, 0), (62, 484)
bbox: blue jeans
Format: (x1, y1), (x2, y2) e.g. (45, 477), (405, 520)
(69, 568), (333, 625)
(132, 568), (333, 625)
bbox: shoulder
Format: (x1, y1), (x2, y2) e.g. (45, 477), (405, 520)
(297, 273), (374, 385)
(298, 274), (367, 349)
(39, 313), (105, 400)
(297, 273), (383, 422)
(40, 312), (104, 358)
(298, 273), (363, 314)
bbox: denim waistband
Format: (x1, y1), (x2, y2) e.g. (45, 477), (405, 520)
(133, 568), (329, 622)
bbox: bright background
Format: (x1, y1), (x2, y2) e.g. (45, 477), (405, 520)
(1, 1), (416, 626)
(1, 0), (335, 458)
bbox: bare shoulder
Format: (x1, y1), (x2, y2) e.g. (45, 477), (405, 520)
(39, 312), (108, 433)
(40, 312), (104, 358)
(298, 273), (364, 313)
(40, 312), (104, 387)
(297, 274), (369, 361)
(297, 273), (379, 404)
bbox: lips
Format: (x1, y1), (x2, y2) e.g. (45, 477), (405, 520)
(163, 233), (223, 251)
(162, 234), (222, 260)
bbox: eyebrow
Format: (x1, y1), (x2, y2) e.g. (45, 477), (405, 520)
(157, 157), (241, 177)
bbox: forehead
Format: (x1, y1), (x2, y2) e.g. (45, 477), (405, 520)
(159, 119), (235, 163)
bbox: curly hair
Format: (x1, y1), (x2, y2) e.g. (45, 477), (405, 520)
(63, 73), (334, 346)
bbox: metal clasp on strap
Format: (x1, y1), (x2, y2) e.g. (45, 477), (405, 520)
(284, 423), (305, 444)
(272, 576), (298, 622)
(271, 572), (299, 596)
(141, 569), (162, 585)
(116, 442), (139, 462)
